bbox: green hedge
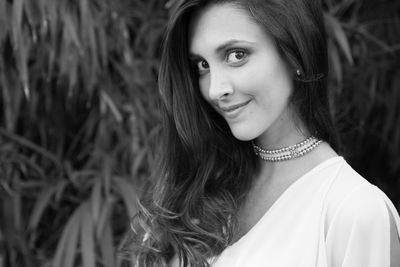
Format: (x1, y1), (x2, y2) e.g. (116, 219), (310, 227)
(0, 0), (399, 266)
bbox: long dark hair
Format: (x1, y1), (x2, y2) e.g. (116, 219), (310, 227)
(130, 0), (340, 266)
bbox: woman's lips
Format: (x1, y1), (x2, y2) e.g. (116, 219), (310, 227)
(218, 99), (251, 119)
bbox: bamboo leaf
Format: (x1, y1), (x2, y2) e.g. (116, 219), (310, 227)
(82, 0), (99, 90)
(53, 205), (82, 267)
(11, 0), (31, 100)
(0, 128), (62, 167)
(0, 1), (8, 44)
(131, 148), (147, 175)
(91, 178), (102, 223)
(13, 191), (22, 232)
(11, 0), (23, 48)
(8, 153), (45, 178)
(28, 184), (57, 230)
(324, 12), (353, 65)
(100, 90), (123, 122)
(46, 1), (58, 45)
(328, 39), (343, 90)
(80, 202), (96, 267)
(63, 13), (82, 50)
(113, 177), (138, 218)
(63, 208), (82, 267)
(79, 0), (89, 36)
(55, 179), (68, 201)
(99, 219), (115, 267)
(97, 26), (108, 68)
(19, 36), (30, 100)
(330, 0), (356, 15)
(24, 0), (41, 32)
(96, 199), (113, 240)
(52, 227), (69, 267)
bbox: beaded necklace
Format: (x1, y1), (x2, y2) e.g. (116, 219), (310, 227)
(252, 136), (322, 162)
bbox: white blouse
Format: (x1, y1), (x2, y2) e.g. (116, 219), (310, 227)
(211, 157), (400, 267)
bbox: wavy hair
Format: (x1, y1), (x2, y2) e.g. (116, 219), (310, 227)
(129, 0), (340, 266)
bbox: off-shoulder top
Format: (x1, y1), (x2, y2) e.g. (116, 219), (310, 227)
(210, 157), (400, 266)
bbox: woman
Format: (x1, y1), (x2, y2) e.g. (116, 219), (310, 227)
(130, 0), (400, 266)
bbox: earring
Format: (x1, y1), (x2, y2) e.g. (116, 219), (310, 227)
(296, 69), (301, 77)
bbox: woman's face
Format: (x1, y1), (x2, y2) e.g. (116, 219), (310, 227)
(188, 3), (300, 144)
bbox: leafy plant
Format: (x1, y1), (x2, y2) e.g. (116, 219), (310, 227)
(323, 0), (400, 203)
(0, 0), (165, 266)
(0, 0), (399, 266)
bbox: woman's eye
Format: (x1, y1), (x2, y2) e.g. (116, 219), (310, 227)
(196, 60), (209, 72)
(226, 50), (247, 64)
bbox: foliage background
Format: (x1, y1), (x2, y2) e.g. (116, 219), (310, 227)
(0, 0), (399, 266)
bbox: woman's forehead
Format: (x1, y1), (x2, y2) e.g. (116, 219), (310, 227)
(188, 3), (265, 56)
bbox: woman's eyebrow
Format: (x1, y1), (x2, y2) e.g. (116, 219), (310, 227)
(189, 39), (255, 59)
(214, 39), (255, 54)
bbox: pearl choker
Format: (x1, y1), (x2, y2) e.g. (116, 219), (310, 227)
(252, 136), (322, 162)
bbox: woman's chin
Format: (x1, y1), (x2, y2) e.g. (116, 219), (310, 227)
(230, 127), (260, 141)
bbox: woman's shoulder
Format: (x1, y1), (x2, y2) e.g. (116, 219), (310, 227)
(324, 158), (386, 213)
(323, 157), (400, 239)
(322, 159), (400, 266)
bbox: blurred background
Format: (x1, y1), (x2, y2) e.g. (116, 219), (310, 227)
(0, 0), (399, 266)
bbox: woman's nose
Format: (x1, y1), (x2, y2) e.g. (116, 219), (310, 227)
(207, 70), (234, 101)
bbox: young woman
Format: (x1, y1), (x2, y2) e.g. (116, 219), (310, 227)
(130, 0), (400, 266)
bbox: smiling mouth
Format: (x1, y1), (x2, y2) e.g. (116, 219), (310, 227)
(219, 99), (251, 116)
